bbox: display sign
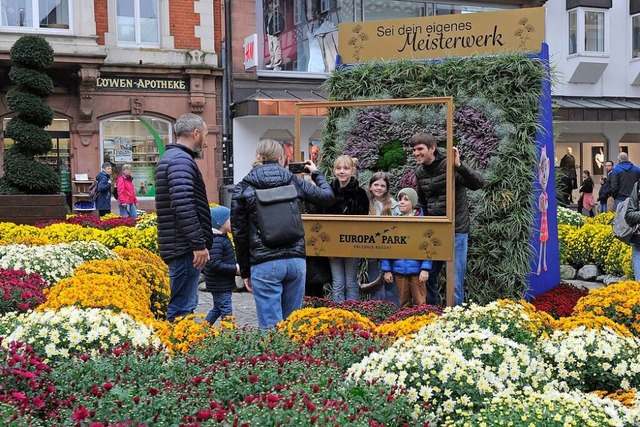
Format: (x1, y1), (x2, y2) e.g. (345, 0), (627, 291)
(96, 76), (188, 91)
(244, 34), (258, 69)
(303, 216), (453, 261)
(113, 137), (132, 162)
(338, 7), (545, 64)
(131, 166), (155, 197)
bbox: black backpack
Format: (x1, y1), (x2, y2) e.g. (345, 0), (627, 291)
(88, 178), (99, 202)
(252, 183), (304, 246)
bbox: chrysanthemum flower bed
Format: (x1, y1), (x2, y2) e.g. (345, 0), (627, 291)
(2, 220), (640, 425)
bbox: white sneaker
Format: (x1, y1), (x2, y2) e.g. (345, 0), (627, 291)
(273, 66), (282, 71)
(265, 63), (274, 69)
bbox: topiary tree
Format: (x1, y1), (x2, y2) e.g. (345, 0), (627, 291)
(0, 35), (60, 195)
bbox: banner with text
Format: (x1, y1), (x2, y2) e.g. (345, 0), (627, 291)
(338, 7), (545, 64)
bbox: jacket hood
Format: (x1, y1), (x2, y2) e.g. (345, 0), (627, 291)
(614, 161), (636, 173)
(434, 147), (447, 161)
(242, 162), (293, 189)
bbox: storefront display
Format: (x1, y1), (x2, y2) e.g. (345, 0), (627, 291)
(100, 116), (170, 198)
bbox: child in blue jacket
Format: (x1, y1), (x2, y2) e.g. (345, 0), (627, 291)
(381, 188), (431, 308)
(203, 206), (239, 324)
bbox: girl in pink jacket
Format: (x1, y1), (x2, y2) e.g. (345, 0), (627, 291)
(117, 164), (138, 218)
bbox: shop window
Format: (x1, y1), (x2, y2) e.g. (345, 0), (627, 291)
(0, 0), (70, 30)
(101, 116), (171, 198)
(2, 117), (71, 199)
(567, 7), (607, 55)
(633, 14), (640, 58)
(258, 0), (513, 74)
(116, 0), (158, 46)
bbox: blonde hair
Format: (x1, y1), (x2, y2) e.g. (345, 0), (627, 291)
(253, 139), (285, 167)
(334, 155), (357, 171)
(368, 171), (393, 215)
(121, 163), (132, 172)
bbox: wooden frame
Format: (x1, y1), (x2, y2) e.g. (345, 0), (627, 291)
(294, 97), (457, 306)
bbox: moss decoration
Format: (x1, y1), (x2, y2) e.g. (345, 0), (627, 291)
(0, 35), (60, 195)
(320, 55), (546, 304)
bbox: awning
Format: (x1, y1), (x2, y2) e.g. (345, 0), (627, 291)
(553, 97), (640, 122)
(553, 97), (640, 109)
(233, 89), (328, 117)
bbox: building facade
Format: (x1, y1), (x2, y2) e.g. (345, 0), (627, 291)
(0, 0), (223, 213)
(227, 0), (545, 185)
(546, 0), (640, 202)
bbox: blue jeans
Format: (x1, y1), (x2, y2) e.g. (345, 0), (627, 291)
(251, 257), (306, 329)
(427, 233), (468, 306)
(633, 244), (640, 281)
(615, 198), (625, 210)
(118, 202), (137, 218)
(166, 253), (201, 322)
(205, 291), (232, 324)
(329, 257), (360, 302)
(600, 203), (607, 214)
(367, 259), (399, 307)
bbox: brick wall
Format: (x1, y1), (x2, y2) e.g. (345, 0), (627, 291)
(170, 0), (200, 49)
(95, 0), (108, 46)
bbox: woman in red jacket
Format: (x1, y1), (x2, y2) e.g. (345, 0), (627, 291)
(117, 164), (138, 218)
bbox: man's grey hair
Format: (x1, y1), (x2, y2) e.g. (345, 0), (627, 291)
(619, 152), (629, 163)
(102, 162), (112, 169)
(175, 113), (205, 137)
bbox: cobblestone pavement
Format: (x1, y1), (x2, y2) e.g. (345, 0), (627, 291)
(195, 287), (258, 328)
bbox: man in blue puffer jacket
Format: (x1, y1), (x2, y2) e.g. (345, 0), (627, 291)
(155, 113), (213, 322)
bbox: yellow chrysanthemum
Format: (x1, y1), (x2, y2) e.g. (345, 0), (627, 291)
(279, 307), (376, 342)
(574, 280), (640, 335)
(149, 315), (219, 354)
(375, 313), (438, 339)
(40, 273), (154, 323)
(554, 312), (632, 337)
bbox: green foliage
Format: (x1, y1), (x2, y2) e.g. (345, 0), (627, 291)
(3, 148), (61, 194)
(5, 89), (53, 129)
(1, 35), (58, 196)
(375, 139), (406, 171)
(4, 117), (53, 156)
(8, 66), (54, 97)
(8, 35), (54, 70)
(322, 54), (545, 303)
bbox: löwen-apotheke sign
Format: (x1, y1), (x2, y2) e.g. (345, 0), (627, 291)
(338, 7), (545, 64)
(96, 76), (188, 91)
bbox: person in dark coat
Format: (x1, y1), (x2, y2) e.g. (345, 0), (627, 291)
(578, 170), (595, 217)
(155, 113), (213, 322)
(95, 162), (113, 217)
(598, 175), (611, 214)
(203, 206), (238, 325)
(231, 139), (335, 329)
(610, 152), (640, 209)
(411, 132), (484, 306)
(324, 155), (369, 302)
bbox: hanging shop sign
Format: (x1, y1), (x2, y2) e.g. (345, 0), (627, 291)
(338, 7), (545, 64)
(96, 76), (188, 91)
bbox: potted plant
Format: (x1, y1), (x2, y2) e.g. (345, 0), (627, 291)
(0, 35), (66, 224)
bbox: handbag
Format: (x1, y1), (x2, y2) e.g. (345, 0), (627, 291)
(359, 273), (384, 294)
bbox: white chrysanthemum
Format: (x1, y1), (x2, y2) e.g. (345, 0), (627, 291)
(0, 307), (164, 361)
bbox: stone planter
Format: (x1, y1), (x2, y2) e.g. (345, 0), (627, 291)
(0, 194), (67, 225)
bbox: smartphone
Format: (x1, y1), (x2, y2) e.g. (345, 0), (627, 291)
(288, 162), (308, 174)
